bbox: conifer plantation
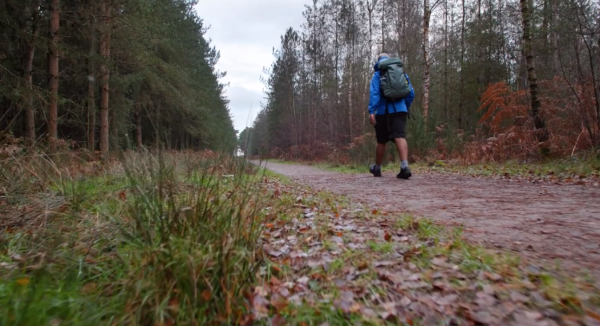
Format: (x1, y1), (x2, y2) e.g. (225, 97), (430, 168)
(1, 0), (236, 154)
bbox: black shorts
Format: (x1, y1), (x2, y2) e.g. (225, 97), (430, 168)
(374, 112), (408, 144)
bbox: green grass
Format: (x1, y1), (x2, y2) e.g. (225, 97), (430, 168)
(414, 154), (600, 180)
(0, 151), (273, 325)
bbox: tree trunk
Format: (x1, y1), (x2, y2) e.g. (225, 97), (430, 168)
(520, 0), (548, 142)
(47, 0), (60, 152)
(380, 0), (385, 52)
(367, 0), (375, 60)
(99, 0), (111, 157)
(87, 7), (97, 152)
(422, 0), (431, 120)
(23, 5), (40, 146)
(443, 0), (448, 122)
(458, 0), (466, 129)
(136, 111), (142, 149)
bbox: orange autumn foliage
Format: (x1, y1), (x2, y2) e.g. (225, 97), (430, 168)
(471, 78), (599, 162)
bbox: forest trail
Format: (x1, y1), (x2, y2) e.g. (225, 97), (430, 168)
(258, 160), (600, 279)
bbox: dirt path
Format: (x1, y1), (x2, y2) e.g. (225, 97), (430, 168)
(258, 160), (600, 279)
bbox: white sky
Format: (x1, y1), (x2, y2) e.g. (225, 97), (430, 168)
(195, 0), (309, 134)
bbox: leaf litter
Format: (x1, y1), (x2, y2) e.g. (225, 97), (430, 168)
(251, 178), (600, 326)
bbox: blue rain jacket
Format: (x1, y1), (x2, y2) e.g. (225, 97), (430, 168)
(368, 57), (415, 115)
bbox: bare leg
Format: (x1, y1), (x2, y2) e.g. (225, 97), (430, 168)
(393, 138), (408, 162)
(375, 143), (386, 166)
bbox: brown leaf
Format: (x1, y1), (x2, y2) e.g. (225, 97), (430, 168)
(475, 292), (496, 307)
(358, 261), (369, 270)
(168, 297), (179, 312)
(470, 311), (496, 324)
(512, 310), (544, 326)
(373, 260), (395, 267)
(586, 308), (600, 322)
(252, 293), (269, 317)
(270, 292), (288, 313)
(308, 260), (323, 268)
(431, 257), (448, 267)
(482, 284), (495, 295)
(384, 232), (392, 242)
(331, 236), (344, 244)
(400, 296), (412, 307)
(510, 291), (529, 303)
(201, 289), (211, 301)
(379, 311), (395, 322)
(297, 276), (310, 284)
(432, 294), (457, 307)
(485, 272), (502, 282)
(334, 291), (358, 314)
(254, 286), (268, 297)
(270, 264), (282, 276)
(271, 315), (286, 326)
(433, 281), (449, 291)
(81, 282), (97, 295)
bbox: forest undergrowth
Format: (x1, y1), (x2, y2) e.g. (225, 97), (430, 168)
(0, 147), (599, 325)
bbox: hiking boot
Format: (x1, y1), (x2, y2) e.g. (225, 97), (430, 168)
(397, 167), (412, 179)
(369, 164), (382, 177)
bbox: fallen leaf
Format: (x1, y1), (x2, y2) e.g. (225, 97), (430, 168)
(400, 296), (412, 306)
(271, 315), (286, 326)
(431, 257), (447, 267)
(475, 292), (496, 307)
(16, 278), (29, 286)
(297, 276), (310, 284)
(270, 264), (282, 277)
(334, 291), (359, 313)
(331, 236), (344, 244)
(270, 292), (288, 313)
(374, 260), (395, 267)
(485, 272), (502, 282)
(437, 294), (459, 306)
(586, 308), (600, 322)
(510, 291), (529, 303)
(357, 261), (369, 270)
(384, 232), (392, 242)
(81, 282), (97, 295)
(482, 284), (495, 295)
(202, 289), (211, 301)
(252, 293), (269, 317)
(308, 260), (323, 268)
(168, 297), (179, 312)
(470, 311), (496, 324)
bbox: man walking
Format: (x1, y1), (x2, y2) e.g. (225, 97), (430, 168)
(368, 53), (415, 179)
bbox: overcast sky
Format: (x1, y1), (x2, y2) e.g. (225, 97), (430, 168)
(195, 0), (308, 134)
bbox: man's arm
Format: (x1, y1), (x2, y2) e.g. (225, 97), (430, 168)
(368, 72), (380, 115)
(404, 74), (415, 108)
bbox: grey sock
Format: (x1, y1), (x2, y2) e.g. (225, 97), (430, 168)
(401, 160), (409, 169)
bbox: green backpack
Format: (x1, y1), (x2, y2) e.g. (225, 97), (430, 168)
(378, 58), (410, 101)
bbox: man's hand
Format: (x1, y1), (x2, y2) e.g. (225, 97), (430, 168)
(369, 114), (376, 126)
